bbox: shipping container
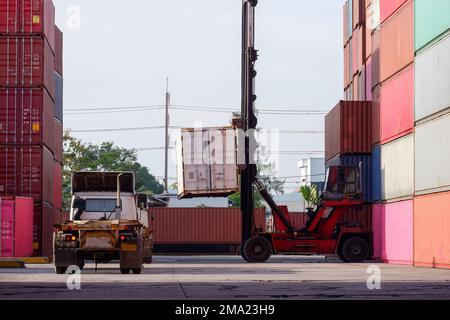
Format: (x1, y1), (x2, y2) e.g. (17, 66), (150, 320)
(368, 0), (380, 31)
(149, 207), (266, 245)
(371, 86), (380, 145)
(0, 88), (54, 147)
(338, 205), (372, 229)
(33, 201), (54, 256)
(379, 0), (413, 83)
(371, 144), (381, 202)
(371, 28), (380, 89)
(359, 66), (366, 100)
(415, 31), (450, 122)
(352, 74), (358, 100)
(0, 0), (55, 52)
(365, 9), (372, 61)
(326, 154), (372, 202)
(53, 160), (62, 209)
(415, 112), (450, 196)
(365, 56), (372, 100)
(348, 0), (353, 39)
(372, 200), (413, 264)
(343, 1), (349, 47)
(0, 36), (55, 100)
(54, 71), (63, 122)
(54, 25), (63, 75)
(352, 26), (364, 75)
(52, 117), (62, 163)
(415, 0), (450, 52)
(0, 196), (33, 257)
(380, 64), (414, 144)
(414, 191), (450, 269)
(0, 144), (53, 204)
(325, 101), (372, 162)
(380, 0), (407, 24)
(380, 134), (414, 201)
(344, 44), (349, 88)
(176, 127), (238, 199)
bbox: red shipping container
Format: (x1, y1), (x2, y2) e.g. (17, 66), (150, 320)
(325, 101), (372, 162)
(54, 24), (62, 75)
(380, 64), (414, 144)
(0, 88), (53, 147)
(0, 36), (55, 100)
(0, 144), (53, 204)
(149, 208), (266, 244)
(0, 196), (33, 257)
(0, 0), (55, 52)
(33, 201), (54, 256)
(380, 0), (407, 24)
(371, 28), (380, 89)
(339, 205), (372, 229)
(52, 117), (62, 163)
(372, 86), (381, 145)
(52, 160), (61, 209)
(379, 0), (413, 83)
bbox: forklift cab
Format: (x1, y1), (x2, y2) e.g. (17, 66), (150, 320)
(323, 165), (363, 202)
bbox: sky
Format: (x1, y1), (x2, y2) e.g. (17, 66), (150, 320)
(54, 0), (346, 192)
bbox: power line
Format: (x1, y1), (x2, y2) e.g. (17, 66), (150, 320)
(70, 126), (181, 133)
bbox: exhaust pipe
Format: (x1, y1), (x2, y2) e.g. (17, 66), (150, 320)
(115, 173), (124, 220)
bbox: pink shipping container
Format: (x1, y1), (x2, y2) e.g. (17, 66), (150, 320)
(380, 64), (414, 144)
(371, 28), (380, 89)
(325, 101), (372, 162)
(380, 0), (408, 24)
(54, 25), (62, 75)
(371, 86), (380, 145)
(379, 0), (413, 83)
(372, 200), (413, 264)
(0, 36), (55, 100)
(0, 144), (53, 204)
(149, 208), (266, 245)
(52, 160), (62, 209)
(365, 56), (372, 100)
(0, 88), (54, 147)
(0, 196), (33, 257)
(33, 201), (53, 256)
(0, 0), (55, 52)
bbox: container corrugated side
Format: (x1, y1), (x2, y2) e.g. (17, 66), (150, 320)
(371, 86), (380, 145)
(339, 205), (372, 229)
(371, 28), (380, 89)
(53, 118), (63, 163)
(414, 112), (450, 196)
(380, 0), (407, 24)
(53, 160), (62, 210)
(326, 154), (372, 203)
(33, 201), (54, 257)
(371, 203), (382, 259)
(414, 191), (450, 269)
(380, 64), (414, 144)
(54, 72), (63, 122)
(54, 25), (63, 76)
(380, 134), (414, 201)
(371, 144), (381, 202)
(414, 31), (450, 122)
(415, 0), (450, 52)
(379, 0), (413, 83)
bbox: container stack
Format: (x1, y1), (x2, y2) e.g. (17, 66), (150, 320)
(0, 0), (63, 257)
(413, 0), (450, 269)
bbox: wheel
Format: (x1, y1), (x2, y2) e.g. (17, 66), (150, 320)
(132, 266), (143, 274)
(243, 236), (272, 263)
(55, 266), (67, 274)
(341, 237), (370, 263)
(120, 268), (130, 274)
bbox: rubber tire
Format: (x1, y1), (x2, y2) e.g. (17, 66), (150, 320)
(341, 237), (370, 263)
(243, 236), (272, 263)
(120, 268), (131, 274)
(55, 266), (67, 274)
(132, 266), (143, 274)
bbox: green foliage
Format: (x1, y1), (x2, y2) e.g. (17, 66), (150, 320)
(229, 190), (264, 208)
(300, 184), (319, 209)
(62, 130), (163, 210)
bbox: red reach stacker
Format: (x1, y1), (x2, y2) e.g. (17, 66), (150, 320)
(239, 0), (372, 263)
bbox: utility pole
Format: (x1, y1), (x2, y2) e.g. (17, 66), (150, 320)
(164, 77), (170, 193)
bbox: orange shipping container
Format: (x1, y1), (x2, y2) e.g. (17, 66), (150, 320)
(149, 207), (266, 244)
(379, 0), (413, 83)
(414, 192), (450, 269)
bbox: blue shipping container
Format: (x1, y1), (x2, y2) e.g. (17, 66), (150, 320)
(54, 72), (63, 122)
(371, 145), (381, 202)
(325, 154), (372, 203)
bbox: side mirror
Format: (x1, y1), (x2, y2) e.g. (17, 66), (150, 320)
(137, 194), (148, 210)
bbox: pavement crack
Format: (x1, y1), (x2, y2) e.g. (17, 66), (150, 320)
(178, 282), (188, 299)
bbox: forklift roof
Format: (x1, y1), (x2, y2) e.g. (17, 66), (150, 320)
(72, 172), (135, 193)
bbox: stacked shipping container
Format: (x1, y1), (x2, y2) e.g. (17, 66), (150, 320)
(0, 0), (63, 257)
(413, 0), (450, 269)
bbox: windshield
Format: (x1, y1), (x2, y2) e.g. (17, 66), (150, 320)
(85, 199), (116, 212)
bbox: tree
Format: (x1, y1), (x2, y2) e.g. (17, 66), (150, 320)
(300, 184), (320, 210)
(62, 130), (164, 210)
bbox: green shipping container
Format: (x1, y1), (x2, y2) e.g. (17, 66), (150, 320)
(415, 0), (450, 52)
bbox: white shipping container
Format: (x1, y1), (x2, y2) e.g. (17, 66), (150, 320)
(381, 134), (414, 201)
(415, 31), (450, 122)
(176, 127), (238, 198)
(415, 112), (450, 195)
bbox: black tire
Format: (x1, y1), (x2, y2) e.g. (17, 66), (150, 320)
(243, 236), (272, 263)
(132, 266), (143, 274)
(55, 266), (67, 274)
(120, 268), (130, 274)
(341, 237), (370, 263)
